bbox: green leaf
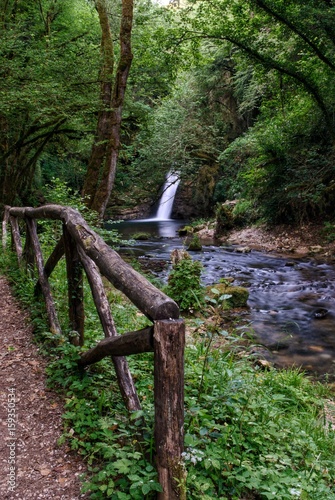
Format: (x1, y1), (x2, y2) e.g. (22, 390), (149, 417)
(142, 483), (151, 495)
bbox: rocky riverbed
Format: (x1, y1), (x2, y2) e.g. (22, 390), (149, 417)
(197, 222), (335, 260)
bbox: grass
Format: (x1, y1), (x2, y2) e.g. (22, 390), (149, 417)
(1, 246), (335, 499)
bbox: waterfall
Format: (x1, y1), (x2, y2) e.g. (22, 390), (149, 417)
(154, 171), (180, 220)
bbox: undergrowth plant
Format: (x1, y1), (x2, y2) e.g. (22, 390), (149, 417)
(165, 254), (205, 312)
(1, 217), (335, 499)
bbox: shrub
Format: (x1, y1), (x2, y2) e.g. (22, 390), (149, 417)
(165, 255), (205, 312)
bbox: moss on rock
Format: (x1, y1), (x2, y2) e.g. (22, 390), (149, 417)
(206, 282), (249, 308)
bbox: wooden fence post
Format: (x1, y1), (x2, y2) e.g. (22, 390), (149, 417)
(9, 215), (23, 264)
(25, 218), (62, 335)
(77, 245), (141, 412)
(63, 225), (85, 346)
(154, 319), (186, 500)
(23, 218), (35, 269)
(2, 206), (9, 250)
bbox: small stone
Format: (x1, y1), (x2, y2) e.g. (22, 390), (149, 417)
(40, 468), (52, 476)
(235, 246), (251, 253)
(309, 245), (323, 253)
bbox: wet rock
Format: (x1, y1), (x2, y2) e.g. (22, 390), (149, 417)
(313, 308), (328, 319)
(186, 235), (202, 251)
(235, 246), (251, 253)
(177, 225), (193, 236)
(294, 246), (309, 255)
(215, 201), (237, 236)
(171, 249), (190, 265)
(255, 359), (272, 369)
(269, 342), (290, 351)
(138, 257), (168, 274)
(197, 228), (216, 244)
(133, 232), (151, 240)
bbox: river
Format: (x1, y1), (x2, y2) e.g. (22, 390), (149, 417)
(106, 219), (335, 380)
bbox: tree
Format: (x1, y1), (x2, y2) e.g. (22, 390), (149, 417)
(82, 0), (134, 218)
(185, 0), (335, 138)
(0, 0), (100, 206)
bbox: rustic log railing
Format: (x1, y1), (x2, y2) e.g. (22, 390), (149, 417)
(2, 204), (185, 500)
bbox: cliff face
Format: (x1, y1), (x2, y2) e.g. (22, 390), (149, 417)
(107, 178), (214, 221)
(172, 177), (218, 220)
(171, 182), (200, 219)
(106, 199), (153, 220)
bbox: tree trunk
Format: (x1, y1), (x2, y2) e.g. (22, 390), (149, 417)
(83, 0), (134, 218)
(82, 0), (114, 206)
(2, 206), (9, 250)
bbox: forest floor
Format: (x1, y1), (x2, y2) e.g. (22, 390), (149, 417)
(0, 276), (89, 499)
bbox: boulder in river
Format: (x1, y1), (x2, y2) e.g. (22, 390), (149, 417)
(206, 282), (249, 309)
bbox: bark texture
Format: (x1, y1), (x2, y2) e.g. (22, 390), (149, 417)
(154, 319), (186, 500)
(78, 327), (154, 366)
(83, 0), (134, 218)
(24, 217), (61, 335)
(78, 245), (141, 411)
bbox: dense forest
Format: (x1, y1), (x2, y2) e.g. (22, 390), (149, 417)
(2, 2), (335, 499)
(1, 0), (334, 226)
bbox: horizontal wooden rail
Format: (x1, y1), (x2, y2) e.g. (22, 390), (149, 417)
(3, 204), (185, 499)
(79, 326), (154, 366)
(8, 205), (179, 321)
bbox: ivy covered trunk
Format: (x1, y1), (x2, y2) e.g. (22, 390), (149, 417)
(83, 0), (134, 218)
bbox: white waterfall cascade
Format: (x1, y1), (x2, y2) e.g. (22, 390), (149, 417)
(154, 171), (180, 220)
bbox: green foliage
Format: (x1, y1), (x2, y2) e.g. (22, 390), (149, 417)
(215, 202), (236, 236)
(121, 0), (335, 225)
(186, 234), (202, 251)
(184, 340), (335, 499)
(2, 244), (335, 499)
(182, 0), (335, 224)
(232, 199), (259, 226)
(206, 284), (249, 310)
(322, 222), (335, 243)
(0, 0), (99, 205)
(48, 345), (161, 499)
(165, 255), (205, 312)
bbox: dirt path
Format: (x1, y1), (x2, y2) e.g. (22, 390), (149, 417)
(0, 276), (89, 499)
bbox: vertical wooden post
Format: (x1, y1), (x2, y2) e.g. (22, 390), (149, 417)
(63, 225), (85, 346)
(43, 236), (65, 278)
(25, 218), (61, 335)
(2, 206), (9, 250)
(154, 319), (186, 500)
(9, 216), (23, 264)
(23, 218), (35, 269)
(77, 245), (141, 412)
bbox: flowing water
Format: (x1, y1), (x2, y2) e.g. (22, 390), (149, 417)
(153, 171), (180, 220)
(107, 219), (335, 380)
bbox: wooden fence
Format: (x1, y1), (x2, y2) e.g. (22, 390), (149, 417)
(2, 204), (185, 499)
